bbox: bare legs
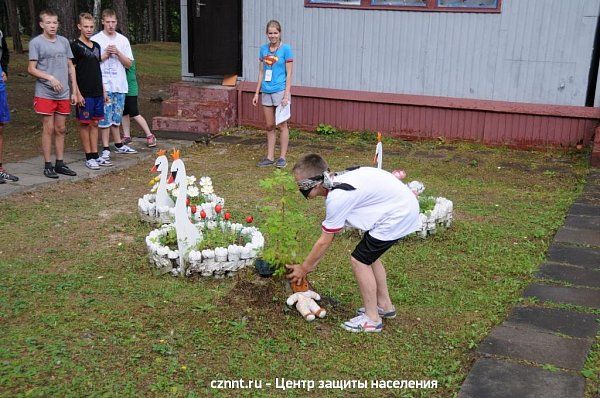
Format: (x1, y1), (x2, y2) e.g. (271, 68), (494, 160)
(262, 105), (288, 160)
(78, 121), (99, 154)
(41, 113), (67, 162)
(122, 114), (153, 138)
(100, 125), (123, 148)
(350, 257), (394, 323)
(0, 124), (4, 164)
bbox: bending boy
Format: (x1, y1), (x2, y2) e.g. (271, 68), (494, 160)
(287, 154), (421, 333)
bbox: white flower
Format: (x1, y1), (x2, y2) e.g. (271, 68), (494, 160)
(187, 186), (200, 197)
(186, 175), (197, 185)
(200, 186), (214, 195)
(199, 176), (212, 186)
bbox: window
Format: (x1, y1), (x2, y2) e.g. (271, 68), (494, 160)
(306, 0), (501, 12)
(310, 0), (360, 4)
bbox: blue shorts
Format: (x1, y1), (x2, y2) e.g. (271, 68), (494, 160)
(76, 96), (104, 124)
(98, 92), (125, 128)
(0, 90), (10, 123)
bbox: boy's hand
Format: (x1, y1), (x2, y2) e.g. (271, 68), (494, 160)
(104, 94), (110, 104)
(70, 93), (78, 106)
(1, 72), (6, 82)
(286, 264), (307, 285)
(77, 94), (85, 107)
(252, 93), (259, 107)
(48, 76), (63, 92)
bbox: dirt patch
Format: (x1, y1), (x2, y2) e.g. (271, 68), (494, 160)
(98, 208), (127, 221)
(220, 277), (287, 311)
(498, 161), (532, 172)
(107, 232), (135, 246)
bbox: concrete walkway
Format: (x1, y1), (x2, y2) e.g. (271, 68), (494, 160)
(0, 137), (195, 198)
(459, 170), (600, 398)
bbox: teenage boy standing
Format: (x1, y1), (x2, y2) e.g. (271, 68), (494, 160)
(71, 12), (112, 170)
(92, 9), (137, 160)
(28, 9), (79, 178)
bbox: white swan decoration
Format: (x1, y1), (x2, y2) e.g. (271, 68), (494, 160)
(373, 132), (383, 169)
(168, 150), (201, 274)
(151, 150), (175, 209)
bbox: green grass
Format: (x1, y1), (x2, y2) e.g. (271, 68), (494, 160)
(0, 130), (597, 397)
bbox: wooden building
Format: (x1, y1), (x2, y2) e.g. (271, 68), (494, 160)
(154, 0), (600, 159)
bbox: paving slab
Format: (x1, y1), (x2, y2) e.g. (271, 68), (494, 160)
(523, 283), (600, 309)
(503, 306), (599, 339)
(568, 202), (599, 217)
(476, 325), (592, 370)
(536, 262), (600, 288)
(554, 227), (600, 246)
(563, 214), (600, 230)
(0, 138), (194, 198)
(458, 358), (585, 398)
(547, 244), (600, 269)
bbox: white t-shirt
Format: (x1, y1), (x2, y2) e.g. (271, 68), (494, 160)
(322, 167), (421, 241)
(91, 31), (133, 94)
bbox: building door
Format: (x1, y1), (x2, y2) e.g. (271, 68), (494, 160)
(188, 0), (241, 76)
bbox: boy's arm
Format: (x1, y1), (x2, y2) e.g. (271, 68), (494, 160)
(286, 231), (335, 285)
(1, 35), (9, 75)
(28, 60), (63, 92)
(67, 59), (80, 104)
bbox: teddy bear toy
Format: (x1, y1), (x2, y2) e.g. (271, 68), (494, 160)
(286, 290), (327, 322)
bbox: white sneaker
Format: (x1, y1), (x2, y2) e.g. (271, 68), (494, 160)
(85, 159), (100, 170)
(96, 156), (113, 167)
(116, 144), (138, 154)
(101, 149), (111, 160)
(341, 314), (383, 333)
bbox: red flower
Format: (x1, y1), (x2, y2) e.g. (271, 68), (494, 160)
(190, 205), (197, 214)
(200, 210), (207, 219)
(186, 198), (190, 206)
(215, 205), (222, 214)
(224, 212), (231, 220)
(246, 216), (253, 223)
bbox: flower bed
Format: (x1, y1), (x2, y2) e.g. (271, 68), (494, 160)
(416, 196), (453, 238)
(145, 221), (264, 278)
(138, 176), (224, 225)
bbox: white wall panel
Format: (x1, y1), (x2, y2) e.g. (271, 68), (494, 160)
(237, 0), (600, 106)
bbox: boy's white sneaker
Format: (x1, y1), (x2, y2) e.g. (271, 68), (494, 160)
(101, 149), (111, 160)
(85, 159), (100, 170)
(116, 144), (137, 154)
(342, 314), (383, 333)
(96, 157), (113, 167)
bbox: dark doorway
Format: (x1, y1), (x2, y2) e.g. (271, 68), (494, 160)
(188, 0), (242, 76)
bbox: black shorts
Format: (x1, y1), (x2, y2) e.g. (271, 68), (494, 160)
(351, 231), (399, 265)
(123, 95), (139, 117)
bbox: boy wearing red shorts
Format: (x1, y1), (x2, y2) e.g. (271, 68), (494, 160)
(27, 9), (79, 178)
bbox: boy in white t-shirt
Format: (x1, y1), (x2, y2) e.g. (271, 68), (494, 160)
(91, 8), (137, 160)
(287, 154), (421, 333)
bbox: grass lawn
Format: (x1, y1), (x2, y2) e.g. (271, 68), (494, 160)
(0, 41), (598, 397)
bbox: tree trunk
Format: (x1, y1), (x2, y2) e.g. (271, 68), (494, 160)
(27, 0), (37, 37)
(5, 0), (23, 53)
(48, 0), (77, 39)
(93, 0), (102, 30)
(147, 0), (155, 42)
(113, 0), (128, 38)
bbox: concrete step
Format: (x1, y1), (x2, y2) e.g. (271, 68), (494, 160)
(169, 82), (237, 103)
(160, 99), (236, 121)
(152, 116), (234, 135)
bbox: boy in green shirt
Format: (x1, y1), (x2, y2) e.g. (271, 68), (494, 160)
(121, 59), (157, 147)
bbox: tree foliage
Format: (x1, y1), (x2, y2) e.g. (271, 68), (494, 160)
(0, 0), (181, 51)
